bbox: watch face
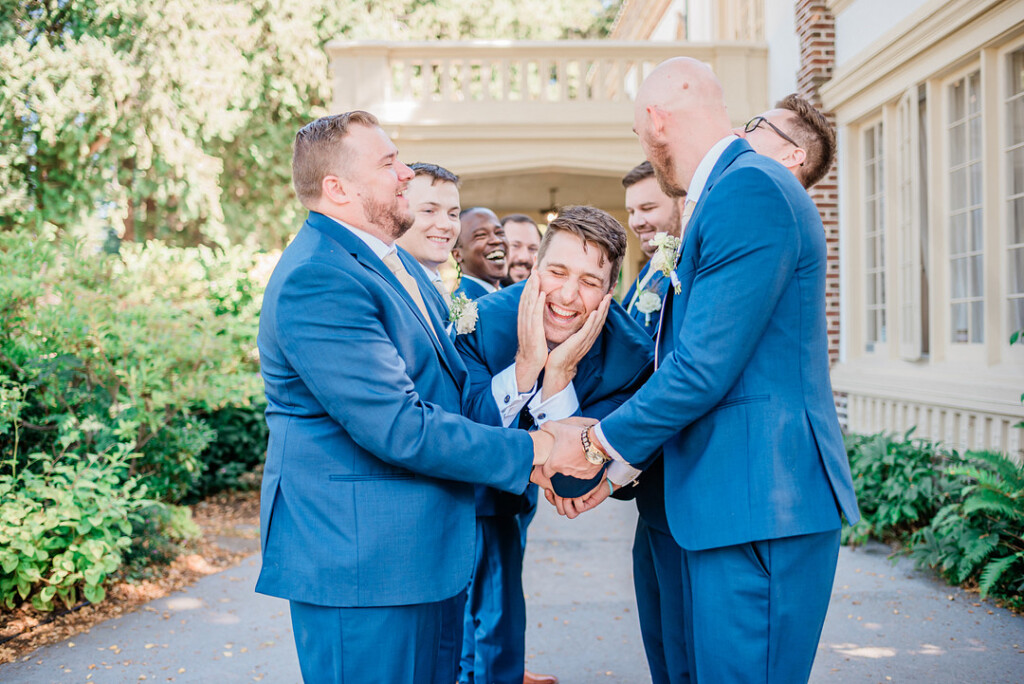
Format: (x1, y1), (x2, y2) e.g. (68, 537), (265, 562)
(585, 450), (607, 465)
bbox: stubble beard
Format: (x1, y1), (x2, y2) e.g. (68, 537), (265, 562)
(648, 139), (688, 199)
(364, 194), (414, 240)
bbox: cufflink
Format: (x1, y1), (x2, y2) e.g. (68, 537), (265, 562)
(504, 395), (511, 403)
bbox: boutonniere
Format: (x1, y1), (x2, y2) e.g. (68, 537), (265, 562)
(449, 294), (479, 334)
(634, 290), (662, 327)
(648, 232), (683, 294)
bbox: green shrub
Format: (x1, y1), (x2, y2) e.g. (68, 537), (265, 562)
(0, 227), (267, 502)
(911, 450), (1024, 606)
(843, 430), (969, 546)
(188, 402), (267, 501)
(0, 450), (146, 611)
(122, 502), (202, 581)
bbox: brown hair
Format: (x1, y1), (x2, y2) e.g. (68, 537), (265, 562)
(292, 110), (380, 207)
(621, 161), (655, 188)
(538, 205), (627, 288)
(409, 162), (460, 186)
(775, 94), (836, 189)
(501, 213), (542, 239)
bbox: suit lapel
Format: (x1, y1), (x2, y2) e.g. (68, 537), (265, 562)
(305, 212), (466, 387)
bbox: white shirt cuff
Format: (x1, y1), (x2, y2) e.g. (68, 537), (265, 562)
(491, 363), (534, 428)
(526, 381), (579, 425)
(607, 460), (642, 487)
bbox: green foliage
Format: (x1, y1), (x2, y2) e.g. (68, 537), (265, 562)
(188, 403), (268, 501)
(911, 451), (1024, 604)
(842, 430), (968, 546)
(122, 502), (201, 581)
(0, 450), (146, 611)
(0, 227), (266, 502)
(2, 0), (619, 247)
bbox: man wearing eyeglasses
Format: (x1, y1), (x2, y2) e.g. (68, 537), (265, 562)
(737, 93), (837, 191)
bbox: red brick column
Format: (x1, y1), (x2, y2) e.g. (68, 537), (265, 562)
(794, 0), (840, 368)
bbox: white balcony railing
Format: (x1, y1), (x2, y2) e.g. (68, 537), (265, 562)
(328, 40), (769, 125)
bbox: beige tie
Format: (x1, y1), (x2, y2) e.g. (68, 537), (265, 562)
(433, 276), (453, 311)
(382, 251), (436, 335)
(679, 198), (697, 235)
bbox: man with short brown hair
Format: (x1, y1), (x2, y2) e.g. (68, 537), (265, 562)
(738, 93), (837, 190)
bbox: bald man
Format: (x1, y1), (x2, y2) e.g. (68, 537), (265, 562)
(540, 58), (860, 683)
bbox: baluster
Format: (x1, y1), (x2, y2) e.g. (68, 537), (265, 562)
(400, 59), (412, 100)
(440, 58), (451, 101)
(558, 58), (568, 101)
(460, 59), (471, 101)
(501, 58), (510, 100)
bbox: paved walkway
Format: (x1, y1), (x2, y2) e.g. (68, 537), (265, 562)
(2, 501), (1022, 683)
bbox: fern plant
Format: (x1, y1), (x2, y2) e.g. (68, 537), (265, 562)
(911, 450), (1024, 604)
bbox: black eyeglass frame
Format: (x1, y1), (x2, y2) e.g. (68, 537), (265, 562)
(744, 116), (801, 149)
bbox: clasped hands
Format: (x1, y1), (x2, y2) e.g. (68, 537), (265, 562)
(517, 273), (614, 518)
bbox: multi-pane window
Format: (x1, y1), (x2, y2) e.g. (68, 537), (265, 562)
(948, 71), (984, 344)
(864, 123), (886, 348)
(1007, 48), (1024, 335)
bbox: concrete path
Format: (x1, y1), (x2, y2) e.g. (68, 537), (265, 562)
(2, 501), (1022, 683)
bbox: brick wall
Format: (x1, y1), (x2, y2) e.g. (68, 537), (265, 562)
(794, 0), (840, 367)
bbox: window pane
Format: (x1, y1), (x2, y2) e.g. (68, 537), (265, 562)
(950, 123), (965, 166)
(867, 270), (876, 302)
(1012, 197), (1024, 246)
(951, 257), (967, 298)
(951, 167), (967, 209)
(950, 78), (965, 120)
(879, 232), (886, 267)
(1010, 146), (1024, 196)
(879, 272), (886, 302)
(1010, 247), (1024, 294)
(969, 254), (984, 297)
(880, 310), (887, 342)
(1009, 98), (1024, 146)
(952, 302), (969, 342)
(1010, 298), (1024, 334)
(864, 128), (875, 159)
(970, 162), (983, 205)
(968, 71), (981, 114)
(970, 301), (984, 343)
(865, 199), (876, 235)
(866, 161), (876, 194)
(970, 208), (984, 251)
(969, 115), (982, 159)
(951, 212), (967, 253)
(866, 310), (877, 343)
(1010, 49), (1024, 97)
(866, 234), (876, 268)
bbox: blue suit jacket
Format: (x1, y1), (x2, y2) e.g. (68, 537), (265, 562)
(455, 282), (655, 515)
(601, 140), (860, 551)
(453, 276), (492, 301)
(256, 212), (533, 607)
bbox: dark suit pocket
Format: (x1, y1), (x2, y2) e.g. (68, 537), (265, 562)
(328, 473), (415, 482)
(709, 394), (770, 413)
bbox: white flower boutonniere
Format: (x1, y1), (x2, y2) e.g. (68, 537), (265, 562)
(649, 232), (683, 294)
(635, 290), (662, 327)
(449, 294), (479, 335)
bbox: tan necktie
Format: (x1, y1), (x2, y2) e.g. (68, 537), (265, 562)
(433, 276), (453, 311)
(679, 198), (696, 235)
(382, 251), (436, 336)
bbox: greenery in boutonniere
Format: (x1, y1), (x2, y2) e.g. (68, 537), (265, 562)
(448, 294), (479, 334)
(648, 232), (683, 294)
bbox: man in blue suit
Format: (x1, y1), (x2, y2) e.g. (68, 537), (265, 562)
(541, 59), (860, 683)
(453, 207), (508, 299)
(455, 206), (654, 684)
(256, 111), (552, 683)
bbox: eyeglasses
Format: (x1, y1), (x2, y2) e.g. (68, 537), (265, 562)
(744, 116), (800, 149)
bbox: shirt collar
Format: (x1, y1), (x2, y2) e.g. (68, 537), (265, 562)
(686, 134), (739, 202)
(462, 274), (498, 294)
(325, 215), (393, 260)
(415, 259), (442, 281)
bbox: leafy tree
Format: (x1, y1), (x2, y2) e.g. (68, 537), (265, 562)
(1, 0), (619, 247)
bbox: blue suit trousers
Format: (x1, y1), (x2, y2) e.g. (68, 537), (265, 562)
(458, 515), (526, 684)
(289, 594), (463, 683)
(633, 517), (689, 684)
(680, 528), (841, 683)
